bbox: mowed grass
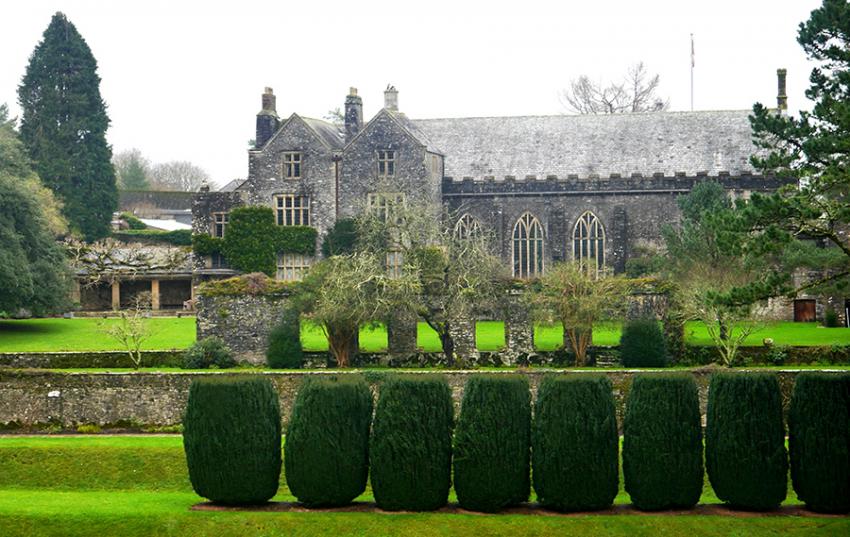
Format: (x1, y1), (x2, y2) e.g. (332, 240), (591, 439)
(1, 317), (849, 353)
(0, 317), (195, 352)
(0, 435), (845, 537)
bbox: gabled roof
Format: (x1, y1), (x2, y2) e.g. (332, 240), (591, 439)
(263, 114), (344, 151)
(345, 108), (443, 154)
(219, 178), (247, 192)
(412, 110), (760, 179)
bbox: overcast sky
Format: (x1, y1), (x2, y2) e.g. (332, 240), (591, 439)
(2, 0), (822, 187)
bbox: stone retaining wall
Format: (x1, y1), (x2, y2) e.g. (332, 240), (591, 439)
(0, 369), (831, 431)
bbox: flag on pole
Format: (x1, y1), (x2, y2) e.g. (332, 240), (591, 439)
(691, 34), (695, 67)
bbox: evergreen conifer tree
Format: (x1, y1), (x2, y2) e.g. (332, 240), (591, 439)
(18, 12), (117, 241)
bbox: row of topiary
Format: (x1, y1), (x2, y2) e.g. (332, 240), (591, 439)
(183, 371), (850, 514)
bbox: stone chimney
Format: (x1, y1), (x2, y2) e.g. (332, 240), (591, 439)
(777, 68), (788, 113)
(384, 84), (398, 112)
(255, 87), (280, 149)
(344, 87), (363, 142)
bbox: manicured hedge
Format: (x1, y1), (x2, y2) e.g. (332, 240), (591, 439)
(532, 375), (618, 512)
(182, 376), (281, 505)
(705, 372), (787, 510)
(285, 375), (373, 507)
(789, 372), (850, 513)
(113, 229), (192, 246)
(623, 374), (702, 510)
(369, 375), (454, 511)
(453, 374), (531, 512)
(267, 308), (303, 368)
(619, 317), (669, 367)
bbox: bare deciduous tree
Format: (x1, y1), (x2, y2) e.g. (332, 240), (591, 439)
(102, 291), (153, 369)
(560, 62), (669, 114)
(150, 160), (210, 192)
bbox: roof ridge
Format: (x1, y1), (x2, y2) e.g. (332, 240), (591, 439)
(411, 109), (751, 122)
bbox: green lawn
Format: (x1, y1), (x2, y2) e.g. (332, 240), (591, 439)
(0, 435), (845, 537)
(1, 317), (849, 353)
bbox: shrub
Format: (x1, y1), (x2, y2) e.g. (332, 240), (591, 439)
(267, 308), (303, 369)
(823, 307), (840, 328)
(788, 372), (850, 513)
(623, 374), (703, 510)
(113, 229), (192, 246)
(705, 372), (787, 510)
(285, 375), (373, 507)
(182, 376), (281, 505)
(321, 217), (358, 257)
(370, 375), (454, 511)
(120, 212), (147, 230)
(532, 375), (618, 512)
(620, 317), (668, 367)
(453, 375), (531, 512)
(182, 337), (237, 369)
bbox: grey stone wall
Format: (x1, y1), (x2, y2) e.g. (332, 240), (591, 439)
(245, 115), (339, 251)
(338, 110), (443, 219)
(195, 294), (290, 364)
(442, 174), (795, 274)
(0, 369), (829, 431)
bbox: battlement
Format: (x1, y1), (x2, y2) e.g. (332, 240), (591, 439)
(441, 171), (794, 197)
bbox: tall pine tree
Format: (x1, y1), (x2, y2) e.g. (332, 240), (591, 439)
(18, 12), (117, 241)
(740, 0), (850, 299)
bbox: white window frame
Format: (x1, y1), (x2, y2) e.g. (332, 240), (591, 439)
(276, 253), (311, 281)
(572, 211), (605, 276)
(512, 212), (544, 279)
(211, 212), (228, 238)
(453, 213), (482, 241)
(377, 150), (396, 177)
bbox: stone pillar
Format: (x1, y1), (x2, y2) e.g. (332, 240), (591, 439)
(387, 311), (417, 355)
(448, 316), (478, 366)
(111, 281), (120, 311)
(70, 279), (81, 306)
(503, 291), (534, 365)
(150, 279), (160, 310)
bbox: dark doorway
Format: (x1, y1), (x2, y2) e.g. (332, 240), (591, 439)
(794, 299), (817, 322)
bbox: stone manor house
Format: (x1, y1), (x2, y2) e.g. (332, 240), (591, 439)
(185, 71), (836, 325)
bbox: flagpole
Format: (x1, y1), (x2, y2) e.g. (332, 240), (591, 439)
(690, 33), (694, 111)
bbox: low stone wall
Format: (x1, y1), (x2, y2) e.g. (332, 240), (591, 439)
(0, 351), (185, 369)
(196, 294), (289, 364)
(0, 369), (832, 431)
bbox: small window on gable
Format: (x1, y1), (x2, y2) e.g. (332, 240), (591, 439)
(212, 212), (228, 238)
(275, 194), (310, 226)
(281, 152), (302, 179)
(377, 150), (395, 177)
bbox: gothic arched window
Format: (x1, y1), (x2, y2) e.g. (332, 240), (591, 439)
(573, 211), (605, 274)
(453, 213), (482, 241)
(512, 213), (544, 278)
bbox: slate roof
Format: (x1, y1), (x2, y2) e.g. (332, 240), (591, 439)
(387, 110), (443, 154)
(219, 178), (246, 192)
(412, 110), (760, 179)
(302, 117), (345, 149)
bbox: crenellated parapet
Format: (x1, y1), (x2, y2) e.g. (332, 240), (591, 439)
(441, 172), (795, 197)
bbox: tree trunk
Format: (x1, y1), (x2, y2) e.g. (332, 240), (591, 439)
(327, 325), (356, 368)
(440, 327), (456, 367)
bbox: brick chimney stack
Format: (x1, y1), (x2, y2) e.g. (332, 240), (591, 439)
(344, 87), (363, 143)
(384, 84), (398, 112)
(255, 87), (280, 149)
(777, 68), (788, 113)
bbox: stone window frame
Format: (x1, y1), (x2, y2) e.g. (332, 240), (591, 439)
(275, 194), (311, 226)
(276, 253), (311, 281)
(377, 149), (396, 177)
(453, 213), (482, 241)
(512, 212), (545, 279)
(211, 212), (229, 238)
(385, 250), (404, 279)
(367, 192), (405, 222)
(281, 151), (302, 179)
(572, 210), (605, 276)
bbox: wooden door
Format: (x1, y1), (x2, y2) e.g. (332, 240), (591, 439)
(794, 299), (816, 322)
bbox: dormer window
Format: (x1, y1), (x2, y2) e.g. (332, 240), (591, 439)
(377, 150), (395, 177)
(281, 152), (301, 179)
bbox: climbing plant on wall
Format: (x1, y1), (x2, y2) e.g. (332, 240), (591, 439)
(192, 206), (317, 276)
